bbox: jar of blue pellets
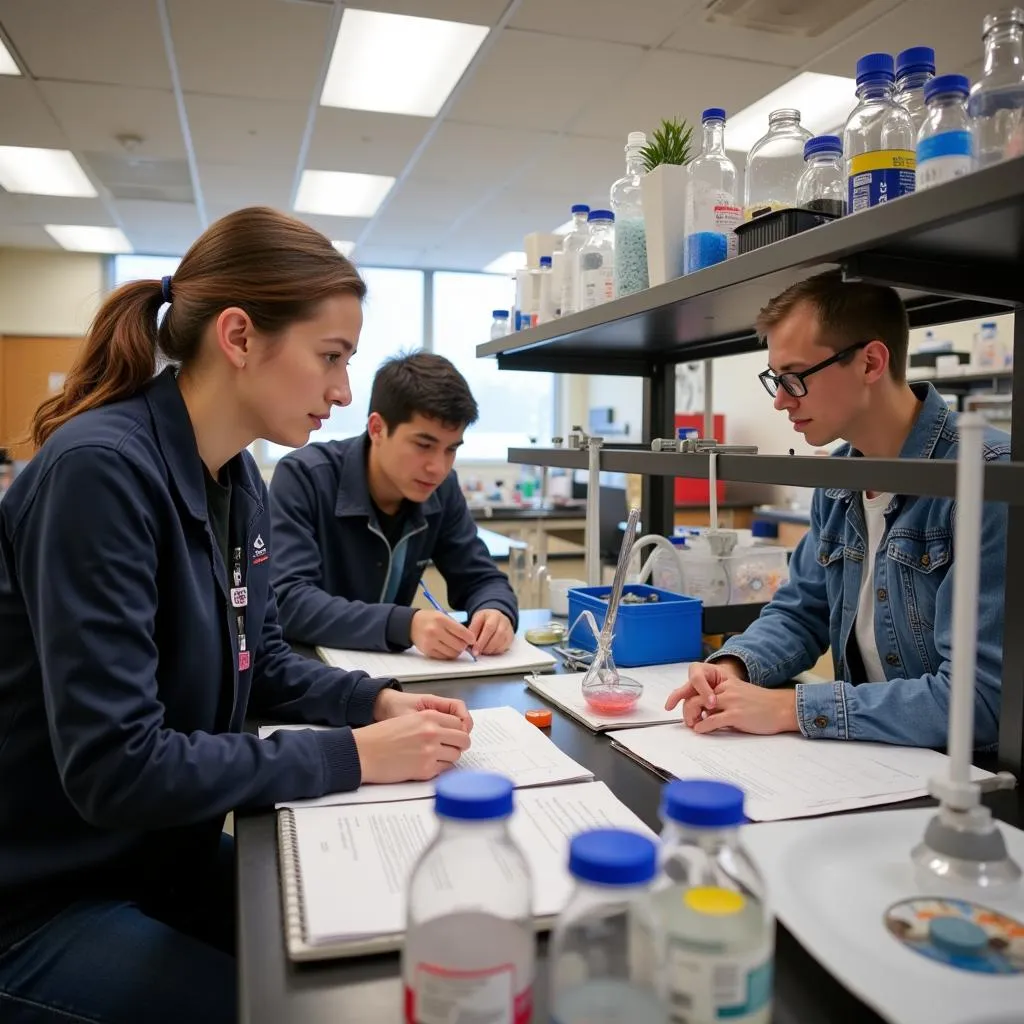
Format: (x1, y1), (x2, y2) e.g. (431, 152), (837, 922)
(610, 131), (650, 298)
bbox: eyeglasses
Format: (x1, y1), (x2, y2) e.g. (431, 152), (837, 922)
(758, 341), (870, 398)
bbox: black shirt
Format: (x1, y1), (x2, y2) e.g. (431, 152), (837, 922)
(371, 498), (411, 550)
(204, 470), (232, 576)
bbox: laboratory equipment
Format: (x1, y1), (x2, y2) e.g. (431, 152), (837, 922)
(743, 109), (813, 221)
(490, 309), (510, 340)
(537, 255), (556, 323)
(559, 204), (591, 316)
(894, 46), (936, 135)
(968, 7), (1024, 168)
(844, 53), (917, 211)
(403, 771), (535, 1024)
(655, 780), (773, 1024)
(916, 74), (974, 190)
(579, 210), (615, 310)
(610, 131), (650, 297)
(795, 134), (846, 216)
(684, 108), (742, 273)
(549, 829), (666, 1024)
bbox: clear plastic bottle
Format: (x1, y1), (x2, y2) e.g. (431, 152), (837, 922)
(403, 772), (535, 1024)
(610, 131), (650, 298)
(968, 8), (1024, 169)
(559, 203), (591, 316)
(579, 210), (615, 310)
(916, 74), (975, 190)
(743, 109), (813, 220)
(537, 255), (556, 323)
(653, 780), (773, 1024)
(893, 46), (936, 135)
(550, 829), (666, 1024)
(684, 108), (742, 274)
(795, 135), (846, 216)
(844, 52), (917, 212)
(490, 309), (510, 339)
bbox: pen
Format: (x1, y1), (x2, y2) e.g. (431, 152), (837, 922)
(418, 580), (477, 661)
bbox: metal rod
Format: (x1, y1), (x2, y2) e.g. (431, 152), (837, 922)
(704, 360), (714, 441)
(600, 506), (641, 645)
(709, 451), (719, 531)
(586, 439), (602, 586)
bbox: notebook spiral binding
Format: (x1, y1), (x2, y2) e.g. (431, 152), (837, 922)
(277, 809), (308, 959)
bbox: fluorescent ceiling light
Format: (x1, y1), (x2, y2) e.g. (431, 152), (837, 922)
(0, 147), (97, 197)
(483, 250), (526, 275)
(727, 72), (856, 151)
(45, 224), (133, 254)
(294, 169), (395, 217)
(332, 240), (356, 257)
(320, 8), (488, 117)
(0, 36), (19, 75)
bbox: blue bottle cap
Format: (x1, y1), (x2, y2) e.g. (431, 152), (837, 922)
(803, 134), (843, 160)
(856, 52), (895, 84)
(492, 309), (509, 318)
(588, 209), (614, 222)
(751, 520), (779, 539)
(924, 73), (970, 102)
(568, 829), (657, 886)
(702, 107), (726, 122)
(435, 771), (514, 821)
(571, 203), (591, 214)
(896, 46), (936, 77)
(540, 256), (552, 267)
(662, 779), (746, 827)
(929, 916), (989, 957)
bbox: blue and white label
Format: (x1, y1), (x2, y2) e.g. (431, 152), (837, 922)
(916, 130), (974, 190)
(847, 150), (916, 212)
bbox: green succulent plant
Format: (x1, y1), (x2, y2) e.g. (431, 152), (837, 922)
(640, 117), (695, 172)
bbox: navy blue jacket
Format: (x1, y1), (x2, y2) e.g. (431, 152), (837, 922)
(0, 369), (394, 899)
(269, 436), (518, 650)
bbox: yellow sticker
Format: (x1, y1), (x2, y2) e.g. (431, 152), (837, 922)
(684, 886), (745, 916)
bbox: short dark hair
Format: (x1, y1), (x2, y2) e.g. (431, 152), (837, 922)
(756, 271), (910, 383)
(369, 351), (479, 433)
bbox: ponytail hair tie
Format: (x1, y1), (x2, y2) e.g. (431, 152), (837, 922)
(161, 275), (173, 304)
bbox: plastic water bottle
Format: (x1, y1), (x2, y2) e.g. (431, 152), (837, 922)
(579, 210), (615, 310)
(550, 829), (666, 1024)
(559, 204), (591, 316)
(844, 53), (917, 212)
(743, 109), (813, 220)
(916, 74), (975, 190)
(610, 131), (650, 298)
(490, 309), (510, 340)
(653, 781), (773, 1024)
(795, 135), (846, 216)
(684, 108), (741, 274)
(968, 8), (1024, 169)
(403, 772), (535, 1024)
(537, 255), (557, 323)
(893, 46), (936, 135)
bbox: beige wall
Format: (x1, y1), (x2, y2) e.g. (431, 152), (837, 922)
(0, 249), (105, 336)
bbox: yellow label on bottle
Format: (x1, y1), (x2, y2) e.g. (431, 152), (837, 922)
(684, 886), (746, 916)
(848, 149), (916, 174)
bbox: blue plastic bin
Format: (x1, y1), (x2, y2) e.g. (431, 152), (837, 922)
(566, 584), (703, 667)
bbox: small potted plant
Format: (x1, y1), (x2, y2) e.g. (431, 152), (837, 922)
(640, 117), (694, 286)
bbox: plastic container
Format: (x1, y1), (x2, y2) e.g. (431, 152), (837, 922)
(795, 134), (846, 216)
(734, 207), (840, 254)
(893, 46), (936, 135)
(537, 255), (557, 323)
(403, 772), (534, 1024)
(549, 829), (666, 1024)
(579, 210), (615, 310)
(567, 584), (702, 666)
(653, 780), (773, 1024)
(844, 53), (917, 212)
(916, 74), (975, 190)
(684, 108), (742, 273)
(750, 520), (779, 546)
(559, 204), (591, 316)
(610, 131), (650, 297)
(490, 309), (510, 340)
(675, 545), (789, 606)
(743, 108), (813, 221)
(968, 8), (1024, 169)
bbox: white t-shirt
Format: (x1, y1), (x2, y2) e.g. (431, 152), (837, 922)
(855, 491), (894, 682)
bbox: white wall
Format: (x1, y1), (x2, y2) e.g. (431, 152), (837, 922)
(0, 249), (105, 336)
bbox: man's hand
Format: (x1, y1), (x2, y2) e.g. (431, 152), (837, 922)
(664, 659), (748, 717)
(410, 609), (476, 660)
(373, 688), (473, 732)
(467, 609), (514, 656)
(353, 710), (472, 784)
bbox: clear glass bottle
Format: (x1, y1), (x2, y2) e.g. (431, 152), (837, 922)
(550, 829), (666, 1024)
(795, 135), (846, 216)
(893, 46), (936, 135)
(917, 74), (975, 190)
(968, 7), (1024, 169)
(684, 107), (742, 274)
(653, 780), (773, 1024)
(579, 210), (615, 310)
(844, 52), (917, 212)
(559, 203), (591, 316)
(743, 109), (813, 220)
(490, 309), (510, 339)
(610, 131), (650, 298)
(537, 255), (556, 323)
(403, 772), (535, 1024)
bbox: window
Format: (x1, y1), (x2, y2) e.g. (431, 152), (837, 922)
(112, 254), (182, 289)
(432, 271), (553, 461)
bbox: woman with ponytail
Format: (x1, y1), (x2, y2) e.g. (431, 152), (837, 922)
(0, 207), (473, 1023)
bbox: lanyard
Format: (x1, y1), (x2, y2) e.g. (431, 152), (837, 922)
(230, 545), (250, 672)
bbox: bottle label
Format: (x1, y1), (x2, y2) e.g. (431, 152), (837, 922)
(847, 150), (916, 211)
(581, 265), (614, 307)
(916, 130), (973, 189)
(404, 963), (532, 1024)
(713, 202), (741, 258)
(666, 940), (773, 1024)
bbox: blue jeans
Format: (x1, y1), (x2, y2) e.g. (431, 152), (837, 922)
(0, 834), (236, 1023)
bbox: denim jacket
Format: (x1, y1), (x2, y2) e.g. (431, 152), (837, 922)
(710, 384), (1009, 749)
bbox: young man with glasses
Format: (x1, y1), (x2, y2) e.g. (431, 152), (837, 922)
(666, 271), (1009, 749)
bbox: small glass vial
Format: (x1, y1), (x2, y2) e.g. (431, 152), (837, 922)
(578, 210), (615, 310)
(743, 108), (813, 220)
(403, 772), (535, 1024)
(968, 8), (1024, 168)
(917, 74), (975, 190)
(610, 131), (649, 298)
(490, 309), (510, 340)
(795, 135), (846, 216)
(893, 46), (936, 135)
(550, 829), (666, 1024)
(559, 203), (591, 316)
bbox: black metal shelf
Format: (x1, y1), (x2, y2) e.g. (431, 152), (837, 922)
(912, 368), (1013, 391)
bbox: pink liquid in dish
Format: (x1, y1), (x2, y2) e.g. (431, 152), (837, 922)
(583, 690), (640, 714)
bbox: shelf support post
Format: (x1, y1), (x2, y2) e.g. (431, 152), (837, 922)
(642, 362), (676, 537)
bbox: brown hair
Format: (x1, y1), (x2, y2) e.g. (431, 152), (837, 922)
(31, 206), (366, 447)
(369, 351), (479, 433)
(755, 270), (910, 382)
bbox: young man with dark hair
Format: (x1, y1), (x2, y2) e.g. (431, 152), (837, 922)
(666, 271), (1009, 749)
(270, 352), (518, 659)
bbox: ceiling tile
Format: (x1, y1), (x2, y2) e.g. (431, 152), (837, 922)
(512, 0), (696, 47)
(372, 175), (489, 226)
(362, 213), (451, 249)
(117, 199), (201, 255)
(351, 244), (425, 268)
(0, 77), (68, 148)
(293, 212), (371, 244)
(306, 108), (432, 177)
(186, 94), (306, 168)
(0, 194), (115, 226)
(415, 121), (553, 186)
(0, 223), (56, 247)
(198, 163), (294, 209)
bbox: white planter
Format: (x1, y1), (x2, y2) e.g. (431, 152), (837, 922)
(642, 163), (688, 287)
